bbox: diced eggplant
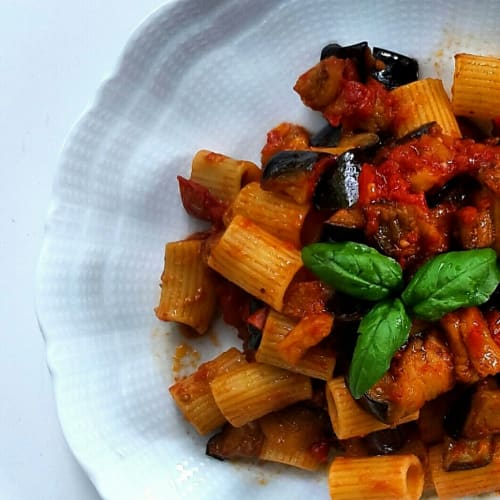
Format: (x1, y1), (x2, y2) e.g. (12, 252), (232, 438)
(443, 385), (475, 439)
(310, 123), (342, 147)
(358, 331), (455, 425)
(442, 436), (493, 471)
(425, 174), (481, 209)
(313, 149), (368, 211)
(261, 150), (327, 204)
(321, 207), (366, 243)
(363, 428), (405, 455)
(371, 47), (418, 89)
(463, 385), (500, 439)
(262, 150), (320, 178)
(320, 41), (371, 81)
(206, 422), (264, 461)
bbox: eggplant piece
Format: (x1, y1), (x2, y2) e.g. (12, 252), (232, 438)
(364, 428), (404, 455)
(443, 385), (475, 439)
(358, 332), (455, 425)
(206, 422), (264, 461)
(371, 47), (418, 89)
(425, 174), (481, 209)
(442, 436), (493, 471)
(357, 391), (391, 423)
(313, 149), (367, 211)
(261, 150), (325, 204)
(321, 207), (366, 243)
(246, 297), (265, 352)
(310, 123), (342, 147)
(463, 386), (500, 439)
(320, 41), (371, 81)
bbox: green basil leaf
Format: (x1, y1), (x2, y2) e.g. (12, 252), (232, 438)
(348, 298), (411, 399)
(401, 248), (500, 321)
(301, 242), (403, 301)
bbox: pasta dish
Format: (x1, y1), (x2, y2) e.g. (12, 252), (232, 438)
(156, 42), (500, 499)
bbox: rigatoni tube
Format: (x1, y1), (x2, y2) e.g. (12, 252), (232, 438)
(208, 215), (303, 311)
(328, 454), (424, 500)
(155, 239), (217, 335)
(452, 53), (500, 120)
(392, 78), (461, 138)
(190, 149), (261, 203)
(169, 348), (246, 435)
(210, 361), (312, 427)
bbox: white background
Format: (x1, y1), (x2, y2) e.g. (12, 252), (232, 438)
(0, 2), (165, 499)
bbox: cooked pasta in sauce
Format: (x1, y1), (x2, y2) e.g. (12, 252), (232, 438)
(157, 42), (500, 499)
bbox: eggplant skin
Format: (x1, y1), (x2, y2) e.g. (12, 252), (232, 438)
(261, 150), (320, 179)
(206, 422), (264, 461)
(320, 41), (371, 81)
(363, 428), (404, 455)
(261, 150), (328, 204)
(371, 47), (419, 89)
(313, 149), (365, 211)
(357, 391), (390, 423)
(310, 123), (342, 147)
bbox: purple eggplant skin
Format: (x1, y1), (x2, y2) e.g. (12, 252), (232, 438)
(320, 41), (371, 81)
(310, 123), (342, 147)
(313, 149), (369, 211)
(261, 150), (320, 179)
(371, 47), (419, 89)
(364, 428), (404, 455)
(425, 173), (481, 209)
(396, 122), (436, 144)
(356, 391), (391, 423)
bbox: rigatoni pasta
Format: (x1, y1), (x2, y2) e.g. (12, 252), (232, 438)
(328, 454), (424, 500)
(155, 239), (216, 335)
(325, 377), (419, 440)
(210, 360), (312, 427)
(207, 214), (303, 311)
(428, 440), (500, 500)
(452, 53), (500, 119)
(190, 149), (261, 202)
(169, 348), (246, 435)
(392, 78), (461, 138)
(223, 181), (310, 247)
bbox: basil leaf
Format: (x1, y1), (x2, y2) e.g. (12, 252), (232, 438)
(348, 298), (411, 399)
(301, 242), (403, 301)
(401, 248), (500, 321)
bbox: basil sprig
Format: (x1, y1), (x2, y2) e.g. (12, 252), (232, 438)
(401, 248), (500, 321)
(301, 242), (403, 301)
(348, 299), (411, 399)
(301, 242), (500, 398)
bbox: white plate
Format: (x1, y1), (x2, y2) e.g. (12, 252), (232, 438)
(36, 1), (500, 499)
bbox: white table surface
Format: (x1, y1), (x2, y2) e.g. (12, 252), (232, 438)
(0, 2), (166, 498)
